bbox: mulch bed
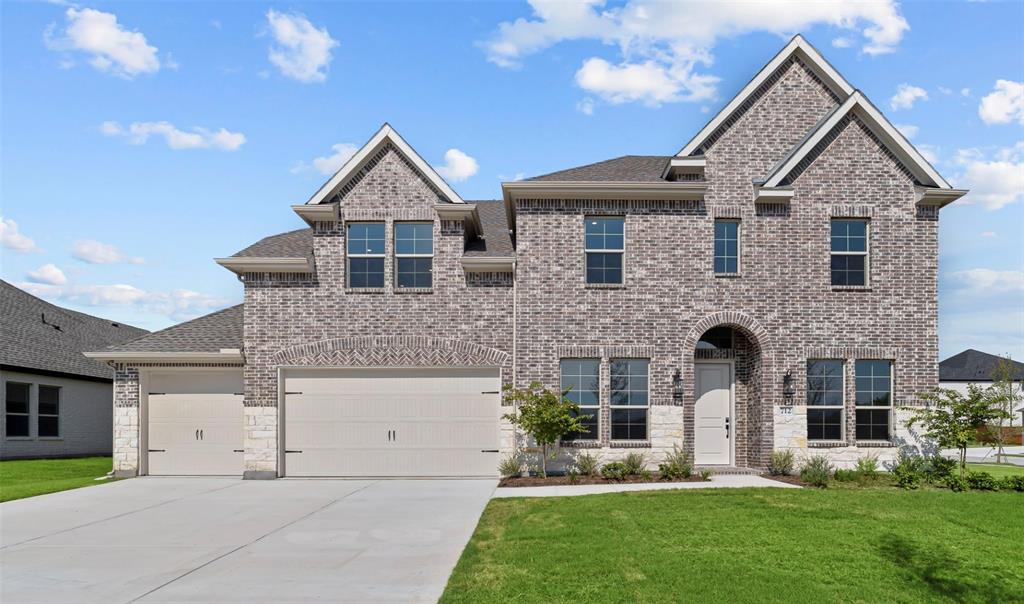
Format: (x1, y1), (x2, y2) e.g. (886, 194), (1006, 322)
(759, 474), (808, 487)
(499, 475), (709, 487)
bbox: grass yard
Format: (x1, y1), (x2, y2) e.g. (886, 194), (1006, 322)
(0, 456), (113, 503)
(441, 488), (1024, 603)
(966, 462), (1024, 478)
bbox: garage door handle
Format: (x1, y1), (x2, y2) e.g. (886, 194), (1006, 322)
(233, 449), (244, 453)
(285, 391), (303, 395)
(200, 429), (204, 440)
(195, 429), (200, 440)
(481, 391), (499, 394)
(285, 450), (303, 454)
(148, 449), (166, 452)
(480, 449), (499, 453)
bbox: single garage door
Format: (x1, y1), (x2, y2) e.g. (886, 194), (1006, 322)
(283, 368), (500, 477)
(147, 370), (244, 476)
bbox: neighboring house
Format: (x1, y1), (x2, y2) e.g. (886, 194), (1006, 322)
(88, 35), (966, 478)
(1, 280), (147, 459)
(940, 349), (1024, 427)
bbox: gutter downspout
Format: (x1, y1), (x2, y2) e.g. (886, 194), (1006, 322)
(512, 258), (518, 455)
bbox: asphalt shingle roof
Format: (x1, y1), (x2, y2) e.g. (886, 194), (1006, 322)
(232, 228), (314, 264)
(108, 304), (244, 353)
(0, 280), (148, 380)
(526, 155), (671, 182)
(465, 200), (514, 257)
(939, 349), (1024, 382)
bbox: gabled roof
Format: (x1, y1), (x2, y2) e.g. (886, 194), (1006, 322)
(676, 34), (854, 158)
(940, 349), (1024, 382)
(0, 280), (147, 381)
(527, 156), (671, 182)
(761, 91), (954, 190)
(101, 304), (243, 355)
(305, 123), (465, 206)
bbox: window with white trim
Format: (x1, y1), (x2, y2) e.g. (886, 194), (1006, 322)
(611, 359), (648, 440)
(856, 360), (892, 440)
(38, 385), (60, 438)
(807, 360), (843, 441)
(714, 220), (739, 274)
(394, 223), (433, 288)
(830, 219), (868, 286)
(560, 359), (599, 440)
(585, 217), (624, 284)
(5, 382), (30, 437)
(347, 223), (385, 288)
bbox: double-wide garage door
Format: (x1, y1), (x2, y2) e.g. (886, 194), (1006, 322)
(283, 368), (500, 477)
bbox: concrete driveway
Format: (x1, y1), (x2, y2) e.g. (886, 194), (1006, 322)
(1, 478), (496, 603)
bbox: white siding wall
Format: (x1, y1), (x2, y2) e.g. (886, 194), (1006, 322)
(1, 370), (113, 459)
(938, 381), (1023, 427)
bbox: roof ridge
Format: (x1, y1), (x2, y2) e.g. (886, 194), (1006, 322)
(106, 304), (242, 351)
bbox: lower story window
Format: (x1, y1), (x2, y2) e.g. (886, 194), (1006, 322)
(855, 360), (892, 440)
(611, 359), (648, 440)
(5, 382), (29, 437)
(38, 385), (60, 438)
(807, 359), (844, 441)
(561, 359), (599, 440)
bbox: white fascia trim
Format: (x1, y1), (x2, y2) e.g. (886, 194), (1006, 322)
(763, 92), (951, 189)
(754, 187), (795, 202)
(675, 34), (854, 159)
(915, 187), (968, 208)
(502, 181), (707, 202)
(292, 203), (338, 225)
(461, 256), (515, 272)
(434, 203), (482, 235)
(305, 123), (465, 206)
(214, 257), (312, 274)
(670, 157), (707, 168)
(83, 351), (245, 364)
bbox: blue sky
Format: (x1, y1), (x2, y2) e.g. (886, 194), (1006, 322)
(2, 1), (1022, 360)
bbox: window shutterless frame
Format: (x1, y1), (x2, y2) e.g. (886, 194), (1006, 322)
(806, 360), (844, 441)
(394, 222), (433, 288)
(560, 358), (600, 441)
(854, 360), (893, 441)
(713, 219), (740, 275)
(610, 359), (649, 441)
(830, 219), (869, 286)
(37, 385), (60, 438)
(346, 222), (386, 288)
(4, 381), (30, 438)
(584, 216), (625, 285)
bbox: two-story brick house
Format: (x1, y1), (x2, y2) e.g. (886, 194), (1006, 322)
(89, 35), (964, 478)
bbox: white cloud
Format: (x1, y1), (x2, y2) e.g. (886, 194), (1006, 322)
(312, 143), (358, 175)
(980, 231), (997, 238)
(831, 37), (853, 49)
(952, 142), (1024, 210)
(101, 120), (246, 151)
(481, 0), (908, 106)
(71, 239), (145, 265)
(26, 263), (67, 286)
(938, 86), (952, 95)
(0, 217), (41, 253)
(961, 87), (971, 97)
(434, 149), (479, 182)
(949, 269), (1024, 293)
(889, 84), (928, 110)
(265, 10), (338, 83)
(895, 123), (918, 139)
(17, 282), (230, 321)
(576, 97), (596, 116)
(44, 8), (160, 78)
(917, 144), (940, 165)
(978, 80), (1024, 126)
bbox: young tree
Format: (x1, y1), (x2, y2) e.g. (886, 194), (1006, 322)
(501, 382), (590, 478)
(909, 385), (1010, 478)
(990, 356), (1023, 463)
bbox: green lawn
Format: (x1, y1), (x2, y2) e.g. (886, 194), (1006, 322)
(0, 457), (113, 502)
(966, 462), (1024, 478)
(441, 489), (1024, 603)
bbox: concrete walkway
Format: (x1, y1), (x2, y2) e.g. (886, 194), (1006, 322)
(1, 477), (496, 603)
(493, 473), (797, 498)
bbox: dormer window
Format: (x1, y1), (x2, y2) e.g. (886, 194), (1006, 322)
(395, 223), (433, 288)
(347, 223), (385, 288)
(585, 216), (624, 285)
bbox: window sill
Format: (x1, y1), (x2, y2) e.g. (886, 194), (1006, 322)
(560, 440), (602, 448)
(4, 436), (33, 441)
(714, 272), (742, 278)
(808, 441), (848, 448)
(37, 437), (63, 441)
(394, 287), (433, 294)
(831, 285), (872, 291)
(609, 440), (651, 448)
(856, 440), (896, 448)
(344, 287), (386, 294)
(584, 283), (626, 290)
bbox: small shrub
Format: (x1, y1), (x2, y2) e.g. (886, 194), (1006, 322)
(622, 452), (648, 476)
(567, 469), (579, 484)
(658, 446), (693, 480)
(999, 475), (1024, 492)
(497, 454), (522, 478)
(923, 455), (957, 482)
(601, 461), (628, 481)
(966, 471), (999, 491)
(573, 452), (601, 477)
(800, 455), (833, 488)
(945, 475), (969, 492)
(833, 468), (858, 482)
(699, 469), (713, 481)
(854, 454), (879, 481)
(769, 450), (796, 476)
(640, 469), (653, 482)
(892, 452), (924, 490)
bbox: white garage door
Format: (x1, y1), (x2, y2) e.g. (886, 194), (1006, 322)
(147, 370), (244, 476)
(283, 368), (500, 477)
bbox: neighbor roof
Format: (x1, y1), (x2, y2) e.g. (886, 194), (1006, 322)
(526, 156), (671, 183)
(106, 304), (243, 354)
(0, 280), (147, 381)
(939, 349), (1024, 382)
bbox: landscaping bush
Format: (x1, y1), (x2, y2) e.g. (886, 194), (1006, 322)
(658, 446), (693, 481)
(567, 470), (579, 484)
(800, 455), (833, 488)
(945, 475), (969, 492)
(640, 469), (653, 482)
(601, 462), (628, 481)
(573, 452), (600, 477)
(622, 452), (648, 476)
(698, 469), (712, 482)
(923, 455), (957, 482)
(854, 454), (879, 481)
(966, 471), (1000, 491)
(833, 468), (858, 482)
(498, 454), (522, 478)
(892, 452), (924, 490)
(999, 475), (1024, 492)
(768, 450), (796, 476)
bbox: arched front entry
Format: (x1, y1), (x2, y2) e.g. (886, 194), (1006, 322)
(681, 312), (775, 469)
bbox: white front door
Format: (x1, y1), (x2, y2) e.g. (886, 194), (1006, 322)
(694, 362), (732, 465)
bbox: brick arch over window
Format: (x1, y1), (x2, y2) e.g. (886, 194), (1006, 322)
(272, 336), (510, 368)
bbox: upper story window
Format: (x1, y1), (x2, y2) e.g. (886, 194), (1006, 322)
(347, 223), (385, 288)
(855, 360), (892, 441)
(830, 219), (868, 286)
(585, 217), (624, 285)
(38, 386), (60, 438)
(610, 359), (649, 441)
(5, 382), (30, 437)
(560, 359), (599, 441)
(394, 223), (433, 288)
(714, 220), (739, 275)
(807, 360), (843, 441)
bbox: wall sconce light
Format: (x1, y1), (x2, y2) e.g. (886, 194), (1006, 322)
(672, 369), (683, 402)
(783, 370), (795, 405)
